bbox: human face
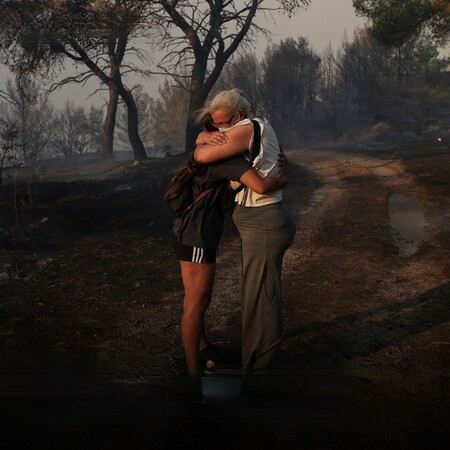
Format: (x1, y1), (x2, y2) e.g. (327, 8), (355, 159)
(211, 108), (240, 131)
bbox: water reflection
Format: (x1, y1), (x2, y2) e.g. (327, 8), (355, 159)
(389, 194), (425, 257)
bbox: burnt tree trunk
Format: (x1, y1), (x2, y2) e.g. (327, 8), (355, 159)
(184, 54), (223, 153)
(185, 72), (207, 153)
(100, 85), (119, 161)
(118, 83), (147, 162)
(161, 0), (259, 153)
(185, 73), (227, 153)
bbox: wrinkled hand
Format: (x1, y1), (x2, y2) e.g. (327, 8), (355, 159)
(205, 131), (228, 146)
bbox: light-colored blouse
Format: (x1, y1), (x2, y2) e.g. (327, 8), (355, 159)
(230, 117), (283, 207)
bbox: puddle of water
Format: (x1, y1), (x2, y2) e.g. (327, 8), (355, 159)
(389, 194), (425, 257)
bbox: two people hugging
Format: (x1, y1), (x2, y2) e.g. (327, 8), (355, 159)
(165, 88), (296, 380)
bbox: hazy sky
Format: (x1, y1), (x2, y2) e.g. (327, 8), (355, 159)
(0, 1), (367, 109)
(256, 0), (365, 52)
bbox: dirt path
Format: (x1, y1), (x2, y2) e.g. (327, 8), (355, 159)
(277, 146), (449, 447)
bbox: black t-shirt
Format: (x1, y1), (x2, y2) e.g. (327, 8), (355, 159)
(173, 155), (250, 248)
(193, 155), (250, 195)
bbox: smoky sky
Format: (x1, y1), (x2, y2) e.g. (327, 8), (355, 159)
(0, 1), (374, 108)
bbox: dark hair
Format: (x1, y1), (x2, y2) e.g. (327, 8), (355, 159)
(164, 153), (207, 203)
(203, 113), (218, 132)
(165, 114), (215, 203)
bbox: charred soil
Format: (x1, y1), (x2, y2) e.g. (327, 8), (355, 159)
(0, 144), (449, 449)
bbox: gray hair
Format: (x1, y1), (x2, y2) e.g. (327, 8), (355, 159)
(196, 88), (256, 124)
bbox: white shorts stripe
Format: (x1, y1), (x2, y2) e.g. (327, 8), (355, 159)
(192, 247), (203, 263)
(192, 247), (204, 263)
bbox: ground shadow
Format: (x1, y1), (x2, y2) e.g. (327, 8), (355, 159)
(282, 282), (450, 362)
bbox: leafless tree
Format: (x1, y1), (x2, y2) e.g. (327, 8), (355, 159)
(317, 44), (343, 142)
(116, 85), (155, 153)
(150, 77), (190, 155)
(215, 51), (262, 108)
(0, 0), (160, 161)
(154, 0), (311, 151)
(52, 101), (103, 158)
(0, 125), (19, 185)
(0, 75), (55, 163)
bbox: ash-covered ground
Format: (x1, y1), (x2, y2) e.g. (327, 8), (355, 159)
(0, 142), (449, 449)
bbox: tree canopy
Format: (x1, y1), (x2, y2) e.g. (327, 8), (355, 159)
(353, 0), (450, 46)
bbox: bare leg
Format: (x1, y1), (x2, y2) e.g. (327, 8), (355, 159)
(179, 261), (216, 378)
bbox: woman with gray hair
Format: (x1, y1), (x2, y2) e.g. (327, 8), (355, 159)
(194, 88), (296, 373)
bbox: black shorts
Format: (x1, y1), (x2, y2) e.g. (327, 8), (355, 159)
(173, 240), (216, 264)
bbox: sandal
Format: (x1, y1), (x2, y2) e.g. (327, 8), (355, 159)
(198, 342), (224, 370)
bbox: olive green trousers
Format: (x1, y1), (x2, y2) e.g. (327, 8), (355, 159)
(233, 202), (296, 372)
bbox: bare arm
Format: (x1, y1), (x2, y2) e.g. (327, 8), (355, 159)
(194, 123), (253, 163)
(239, 169), (287, 194)
(196, 130), (228, 146)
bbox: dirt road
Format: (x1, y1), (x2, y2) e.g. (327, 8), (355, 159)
(0, 144), (448, 449)
(279, 146), (449, 448)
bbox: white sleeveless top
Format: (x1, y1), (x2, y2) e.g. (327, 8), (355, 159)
(229, 117), (283, 207)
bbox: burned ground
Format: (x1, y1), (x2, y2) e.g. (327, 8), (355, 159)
(0, 144), (448, 449)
